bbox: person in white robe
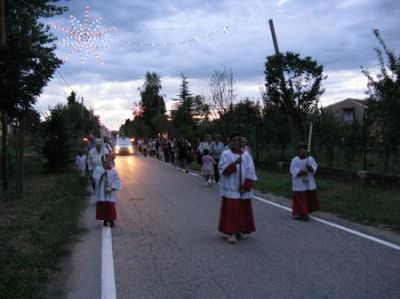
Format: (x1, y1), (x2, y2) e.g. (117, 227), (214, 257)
(93, 158), (121, 227)
(218, 132), (257, 244)
(289, 142), (319, 221)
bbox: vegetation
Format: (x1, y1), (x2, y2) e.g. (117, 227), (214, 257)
(255, 169), (400, 232)
(1, 0), (66, 191)
(0, 156), (87, 299)
(40, 92), (100, 171)
(362, 29), (400, 172)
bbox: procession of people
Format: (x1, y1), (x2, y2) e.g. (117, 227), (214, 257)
(77, 131), (319, 242)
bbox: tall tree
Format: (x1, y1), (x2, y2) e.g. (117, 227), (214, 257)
(138, 72), (166, 135)
(264, 51), (326, 144)
(208, 66), (237, 136)
(171, 74), (195, 135)
(362, 29), (400, 172)
(0, 0), (65, 191)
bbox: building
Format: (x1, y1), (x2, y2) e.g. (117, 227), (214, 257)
(324, 98), (367, 123)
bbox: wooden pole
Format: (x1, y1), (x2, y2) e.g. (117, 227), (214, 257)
(307, 121), (313, 153)
(268, 19), (280, 55)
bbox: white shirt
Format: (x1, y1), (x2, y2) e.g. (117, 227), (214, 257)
(93, 166), (121, 202)
(210, 141), (225, 159)
(290, 156), (318, 191)
(197, 141), (210, 154)
(218, 149), (257, 199)
(87, 148), (105, 171)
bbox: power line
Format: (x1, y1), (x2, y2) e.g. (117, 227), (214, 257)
(56, 69), (74, 92)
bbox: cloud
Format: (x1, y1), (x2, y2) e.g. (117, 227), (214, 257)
(39, 0), (400, 131)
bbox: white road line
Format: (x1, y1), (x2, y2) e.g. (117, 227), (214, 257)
(253, 195), (400, 252)
(102, 226), (117, 299)
(159, 159), (400, 251)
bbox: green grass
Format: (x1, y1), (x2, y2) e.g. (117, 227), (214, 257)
(0, 157), (87, 299)
(255, 169), (400, 232)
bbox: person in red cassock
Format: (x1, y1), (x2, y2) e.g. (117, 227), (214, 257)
(218, 132), (257, 243)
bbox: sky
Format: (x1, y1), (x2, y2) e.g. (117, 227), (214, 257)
(36, 0), (400, 131)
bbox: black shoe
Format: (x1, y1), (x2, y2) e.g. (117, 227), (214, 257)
(109, 220), (114, 228)
(103, 220), (108, 227)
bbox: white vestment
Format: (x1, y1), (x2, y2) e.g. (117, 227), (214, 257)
(290, 156), (318, 191)
(93, 166), (121, 202)
(218, 149), (257, 199)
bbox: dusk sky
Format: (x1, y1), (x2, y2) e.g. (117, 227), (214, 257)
(37, 0), (400, 131)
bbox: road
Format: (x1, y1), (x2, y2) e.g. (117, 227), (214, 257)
(47, 154), (400, 299)
(111, 155), (400, 298)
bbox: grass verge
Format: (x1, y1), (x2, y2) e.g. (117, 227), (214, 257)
(0, 156), (87, 299)
(255, 170), (400, 232)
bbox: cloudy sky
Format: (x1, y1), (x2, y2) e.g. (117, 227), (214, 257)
(37, 0), (400, 131)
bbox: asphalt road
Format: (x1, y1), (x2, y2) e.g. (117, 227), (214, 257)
(109, 155), (400, 299)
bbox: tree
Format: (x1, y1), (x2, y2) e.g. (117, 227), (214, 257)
(170, 74), (195, 136)
(0, 0), (65, 191)
(362, 29), (400, 172)
(264, 51), (326, 144)
(314, 110), (343, 168)
(208, 66), (237, 136)
(138, 72), (166, 135)
(41, 104), (75, 171)
(41, 94), (101, 171)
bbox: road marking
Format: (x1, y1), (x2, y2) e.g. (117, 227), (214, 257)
(253, 194), (400, 251)
(102, 226), (117, 299)
(157, 159), (400, 251)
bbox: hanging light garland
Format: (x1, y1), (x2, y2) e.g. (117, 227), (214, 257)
(52, 5), (266, 63)
(52, 6), (116, 64)
(113, 25), (231, 47)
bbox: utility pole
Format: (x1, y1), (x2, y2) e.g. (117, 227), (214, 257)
(268, 19), (280, 55)
(268, 19), (297, 145)
(1, 0), (9, 190)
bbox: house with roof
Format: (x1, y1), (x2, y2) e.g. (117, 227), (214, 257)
(324, 98), (367, 123)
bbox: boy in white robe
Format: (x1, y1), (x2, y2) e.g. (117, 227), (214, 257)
(93, 158), (121, 227)
(290, 142), (319, 221)
(218, 133), (257, 243)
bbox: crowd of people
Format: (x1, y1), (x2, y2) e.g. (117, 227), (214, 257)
(75, 133), (320, 244)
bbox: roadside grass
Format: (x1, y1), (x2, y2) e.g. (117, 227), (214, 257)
(0, 156), (87, 299)
(255, 169), (400, 232)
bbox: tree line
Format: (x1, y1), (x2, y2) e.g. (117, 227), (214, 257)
(121, 30), (400, 173)
(0, 1), (101, 194)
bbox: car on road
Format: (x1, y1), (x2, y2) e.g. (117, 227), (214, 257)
(114, 136), (134, 155)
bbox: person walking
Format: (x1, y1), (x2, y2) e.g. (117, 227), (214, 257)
(290, 142), (319, 221)
(218, 132), (257, 244)
(201, 149), (216, 186)
(93, 157), (121, 227)
(87, 139), (107, 191)
(210, 134), (224, 183)
(75, 149), (86, 179)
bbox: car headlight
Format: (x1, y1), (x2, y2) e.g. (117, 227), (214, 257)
(128, 145), (133, 150)
(115, 146), (120, 150)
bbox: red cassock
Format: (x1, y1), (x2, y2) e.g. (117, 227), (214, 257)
(218, 197), (256, 234)
(292, 190), (319, 216)
(96, 201), (117, 221)
(218, 159), (256, 234)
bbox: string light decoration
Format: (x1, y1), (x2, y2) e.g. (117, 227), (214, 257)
(53, 6), (115, 64)
(113, 24), (233, 47)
